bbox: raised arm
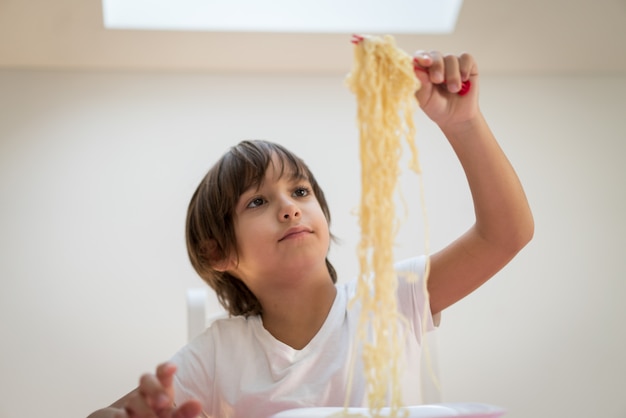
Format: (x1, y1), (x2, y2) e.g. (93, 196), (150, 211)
(413, 51), (534, 315)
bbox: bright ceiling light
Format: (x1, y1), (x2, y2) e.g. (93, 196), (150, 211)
(102, 0), (463, 34)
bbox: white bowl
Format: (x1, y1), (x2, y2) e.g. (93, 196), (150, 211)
(270, 403), (505, 418)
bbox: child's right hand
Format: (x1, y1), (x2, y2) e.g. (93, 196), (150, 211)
(117, 362), (201, 418)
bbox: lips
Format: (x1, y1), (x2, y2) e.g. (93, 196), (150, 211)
(279, 226), (312, 241)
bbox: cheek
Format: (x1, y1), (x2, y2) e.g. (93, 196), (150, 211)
(314, 205), (330, 229)
(232, 220), (249, 254)
(316, 212), (331, 244)
(235, 218), (272, 252)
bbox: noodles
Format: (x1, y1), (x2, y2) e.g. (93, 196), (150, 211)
(344, 35), (426, 417)
(346, 32), (422, 418)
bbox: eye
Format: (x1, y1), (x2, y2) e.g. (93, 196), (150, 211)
(293, 186), (311, 198)
(246, 197), (266, 209)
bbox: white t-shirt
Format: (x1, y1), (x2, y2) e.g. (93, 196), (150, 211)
(171, 256), (435, 418)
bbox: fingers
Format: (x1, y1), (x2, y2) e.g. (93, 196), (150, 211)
(123, 363), (176, 417)
(173, 399), (204, 418)
(123, 393), (201, 418)
(413, 50), (477, 94)
(414, 50), (444, 84)
(458, 52), (477, 82)
(442, 54), (461, 93)
(156, 362), (177, 391)
(125, 390), (170, 417)
(138, 372), (172, 410)
(119, 362), (203, 418)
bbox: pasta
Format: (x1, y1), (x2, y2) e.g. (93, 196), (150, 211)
(344, 34), (430, 417)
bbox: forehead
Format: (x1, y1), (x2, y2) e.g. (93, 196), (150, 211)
(236, 149), (310, 194)
(265, 155), (308, 181)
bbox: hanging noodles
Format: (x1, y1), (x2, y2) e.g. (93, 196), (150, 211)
(343, 34), (430, 418)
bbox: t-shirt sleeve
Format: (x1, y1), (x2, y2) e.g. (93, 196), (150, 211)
(394, 255), (439, 344)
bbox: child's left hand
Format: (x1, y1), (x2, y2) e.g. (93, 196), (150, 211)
(412, 51), (480, 129)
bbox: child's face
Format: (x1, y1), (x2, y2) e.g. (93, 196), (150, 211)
(228, 158), (331, 293)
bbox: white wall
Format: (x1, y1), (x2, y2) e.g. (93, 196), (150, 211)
(0, 70), (624, 418)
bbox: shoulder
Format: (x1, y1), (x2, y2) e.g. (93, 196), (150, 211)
(210, 314), (250, 332)
(173, 315), (256, 361)
(171, 315), (258, 379)
(170, 314), (265, 409)
(396, 255), (440, 328)
(337, 255), (427, 296)
(394, 255), (428, 277)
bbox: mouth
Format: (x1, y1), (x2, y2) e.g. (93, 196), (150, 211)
(279, 226), (312, 241)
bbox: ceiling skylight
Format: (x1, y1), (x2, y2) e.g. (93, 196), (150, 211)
(102, 0), (463, 34)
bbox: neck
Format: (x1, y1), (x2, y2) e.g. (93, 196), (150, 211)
(259, 279), (337, 350)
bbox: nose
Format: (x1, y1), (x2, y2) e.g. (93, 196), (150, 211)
(280, 199), (301, 221)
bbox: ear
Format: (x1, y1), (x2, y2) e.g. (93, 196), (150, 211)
(201, 239), (234, 272)
(212, 257), (234, 272)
